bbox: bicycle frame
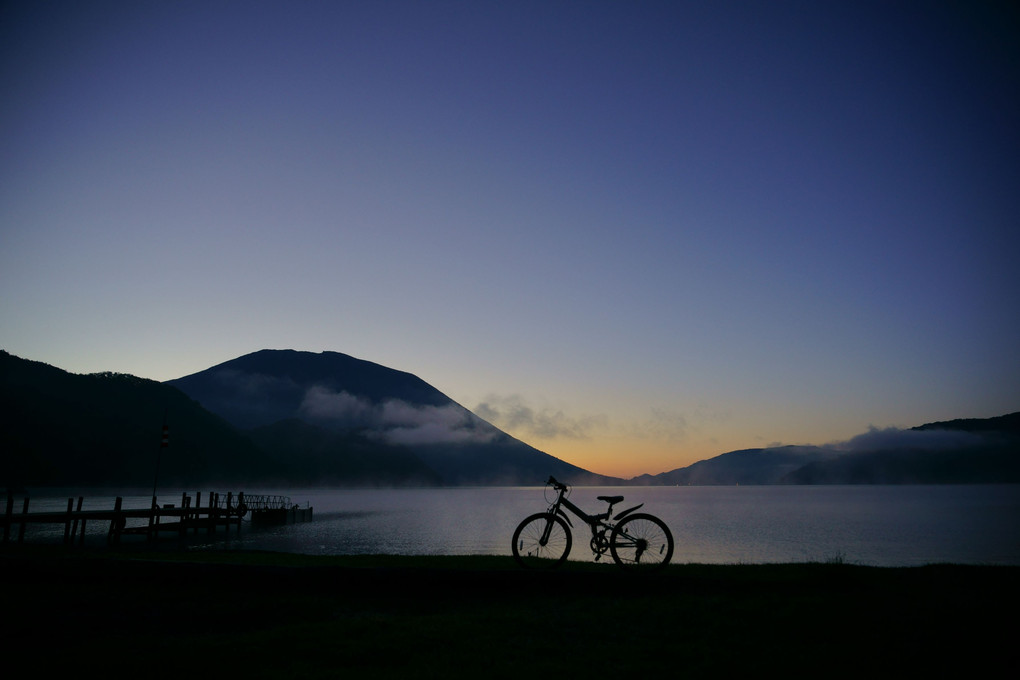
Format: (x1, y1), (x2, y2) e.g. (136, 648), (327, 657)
(544, 480), (643, 557)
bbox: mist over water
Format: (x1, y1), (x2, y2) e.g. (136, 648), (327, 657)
(10, 485), (1020, 566)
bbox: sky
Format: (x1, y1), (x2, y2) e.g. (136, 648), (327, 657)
(2, 1), (1018, 479)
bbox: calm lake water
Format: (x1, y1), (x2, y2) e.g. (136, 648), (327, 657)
(9, 485), (1020, 566)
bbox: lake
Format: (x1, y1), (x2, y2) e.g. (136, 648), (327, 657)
(9, 485), (1020, 566)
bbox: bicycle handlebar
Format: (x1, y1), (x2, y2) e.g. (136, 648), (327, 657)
(547, 476), (568, 491)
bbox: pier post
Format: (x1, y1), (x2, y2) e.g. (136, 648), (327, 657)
(4, 495), (12, 542)
(148, 496), (157, 541)
(107, 497), (123, 545)
(237, 491), (245, 531)
(18, 497), (29, 543)
(63, 498), (73, 544)
(208, 492), (216, 535)
(213, 493), (220, 535)
(70, 496), (83, 541)
(180, 494), (189, 538)
(71, 496), (85, 545)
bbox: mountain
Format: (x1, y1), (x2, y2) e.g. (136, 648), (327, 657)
(5, 348), (1016, 488)
(783, 413), (1020, 484)
(245, 419), (442, 487)
(630, 445), (841, 485)
(0, 350), (276, 490)
(1, 349), (614, 488)
(166, 349), (617, 486)
(636, 412), (1020, 485)
(912, 412), (1020, 436)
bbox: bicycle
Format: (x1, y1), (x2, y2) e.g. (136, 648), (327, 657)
(512, 476), (674, 570)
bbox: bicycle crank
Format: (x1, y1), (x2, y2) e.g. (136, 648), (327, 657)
(590, 532), (610, 558)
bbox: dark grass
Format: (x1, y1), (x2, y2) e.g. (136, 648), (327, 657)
(2, 544), (1015, 678)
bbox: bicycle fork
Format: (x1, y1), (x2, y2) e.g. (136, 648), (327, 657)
(539, 515), (556, 546)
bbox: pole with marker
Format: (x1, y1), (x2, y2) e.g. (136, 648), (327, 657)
(153, 411), (168, 500)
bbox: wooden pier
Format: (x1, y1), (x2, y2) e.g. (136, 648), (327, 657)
(1, 492), (312, 546)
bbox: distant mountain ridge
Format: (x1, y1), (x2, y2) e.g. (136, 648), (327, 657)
(635, 412), (1020, 485)
(912, 412), (1020, 435)
(630, 445), (842, 486)
(783, 412), (1020, 484)
(3, 348), (1017, 489)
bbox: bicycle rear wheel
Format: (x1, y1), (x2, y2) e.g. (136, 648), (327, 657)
(609, 513), (673, 570)
(512, 512), (572, 569)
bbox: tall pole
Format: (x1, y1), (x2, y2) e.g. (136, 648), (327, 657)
(153, 409), (168, 500)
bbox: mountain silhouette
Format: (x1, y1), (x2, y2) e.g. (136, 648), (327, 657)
(245, 418), (441, 487)
(1, 349), (614, 489)
(167, 349), (617, 486)
(4, 348), (1015, 489)
(630, 445), (842, 485)
(636, 413), (1020, 485)
(783, 413), (1020, 484)
(0, 350), (276, 490)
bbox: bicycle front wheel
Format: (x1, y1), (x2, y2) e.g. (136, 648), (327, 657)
(512, 512), (572, 569)
(609, 513), (673, 570)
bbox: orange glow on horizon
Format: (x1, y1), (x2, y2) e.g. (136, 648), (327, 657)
(534, 437), (719, 481)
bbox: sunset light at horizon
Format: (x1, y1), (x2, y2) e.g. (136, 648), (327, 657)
(2, 1), (1017, 478)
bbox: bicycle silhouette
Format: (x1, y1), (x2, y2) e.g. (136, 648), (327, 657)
(512, 476), (674, 570)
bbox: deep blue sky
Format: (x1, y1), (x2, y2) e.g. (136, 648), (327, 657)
(2, 1), (1017, 476)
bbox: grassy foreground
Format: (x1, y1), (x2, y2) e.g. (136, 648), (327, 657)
(2, 545), (1015, 678)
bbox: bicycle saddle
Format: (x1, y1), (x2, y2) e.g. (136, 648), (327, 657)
(598, 495), (624, 504)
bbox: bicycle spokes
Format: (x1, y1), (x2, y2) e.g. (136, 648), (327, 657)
(609, 513), (674, 570)
(512, 512), (572, 568)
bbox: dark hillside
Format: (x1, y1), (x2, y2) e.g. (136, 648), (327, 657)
(634, 413), (1020, 485)
(632, 445), (840, 485)
(912, 411), (1020, 435)
(784, 436), (1020, 484)
(246, 418), (442, 487)
(1, 350), (614, 488)
(1, 351), (274, 490)
(784, 411), (1020, 484)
